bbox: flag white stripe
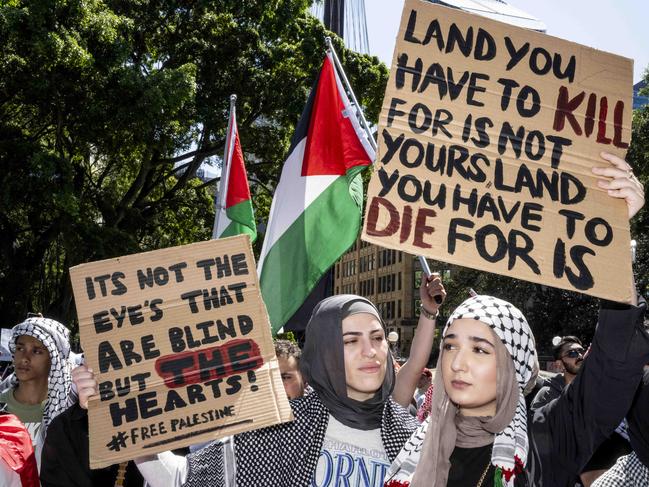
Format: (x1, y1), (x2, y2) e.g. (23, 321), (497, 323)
(257, 137), (338, 273)
(257, 52), (375, 277)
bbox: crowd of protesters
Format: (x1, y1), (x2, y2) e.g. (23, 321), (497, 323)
(0, 153), (646, 487)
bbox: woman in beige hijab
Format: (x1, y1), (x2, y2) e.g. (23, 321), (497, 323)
(385, 152), (649, 487)
(386, 287), (649, 487)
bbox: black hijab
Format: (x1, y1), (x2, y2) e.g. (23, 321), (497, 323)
(300, 294), (395, 431)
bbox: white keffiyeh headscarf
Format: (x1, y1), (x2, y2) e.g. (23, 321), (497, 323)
(8, 317), (74, 431)
(385, 295), (539, 487)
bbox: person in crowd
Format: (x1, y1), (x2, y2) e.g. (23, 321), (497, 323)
(39, 366), (145, 487)
(41, 320), (372, 486)
(531, 335), (584, 409)
(0, 316), (74, 472)
(274, 339), (307, 399)
(0, 411), (39, 487)
(75, 291), (446, 486)
(524, 374), (548, 411)
(415, 376), (434, 423)
(385, 153), (649, 486)
(413, 369), (432, 411)
(534, 335), (633, 485)
(592, 365), (649, 486)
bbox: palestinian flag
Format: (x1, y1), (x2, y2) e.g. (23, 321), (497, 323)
(212, 106), (257, 242)
(258, 52), (375, 333)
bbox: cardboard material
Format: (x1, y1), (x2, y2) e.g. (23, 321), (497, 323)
(69, 235), (293, 468)
(362, 0), (634, 302)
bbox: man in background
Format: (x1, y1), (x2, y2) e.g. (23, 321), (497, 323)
(532, 335), (584, 409)
(274, 339), (306, 399)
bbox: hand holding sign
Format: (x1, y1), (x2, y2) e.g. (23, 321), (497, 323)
(362, 0), (636, 303)
(69, 236), (292, 468)
(73, 364), (97, 410)
(419, 272), (446, 317)
(593, 152), (645, 219)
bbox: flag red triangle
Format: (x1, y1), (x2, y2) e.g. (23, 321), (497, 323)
(301, 56), (372, 177)
(225, 123), (252, 209)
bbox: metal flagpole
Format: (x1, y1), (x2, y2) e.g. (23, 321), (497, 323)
(325, 36), (377, 152)
(212, 94), (237, 239)
(324, 38), (442, 305)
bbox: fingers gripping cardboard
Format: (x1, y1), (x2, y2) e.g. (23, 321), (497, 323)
(362, 0), (634, 302)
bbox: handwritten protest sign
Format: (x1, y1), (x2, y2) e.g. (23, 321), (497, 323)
(362, 0), (634, 302)
(70, 235), (293, 468)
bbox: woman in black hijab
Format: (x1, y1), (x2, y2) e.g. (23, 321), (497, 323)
(180, 294), (418, 487)
(76, 294), (421, 487)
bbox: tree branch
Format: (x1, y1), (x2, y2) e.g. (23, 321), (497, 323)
(160, 144), (223, 165)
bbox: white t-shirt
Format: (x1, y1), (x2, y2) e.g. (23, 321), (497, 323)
(136, 415), (391, 487)
(0, 389), (45, 471)
(311, 415), (390, 487)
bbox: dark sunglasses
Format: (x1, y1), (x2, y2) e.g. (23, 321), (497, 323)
(562, 348), (585, 359)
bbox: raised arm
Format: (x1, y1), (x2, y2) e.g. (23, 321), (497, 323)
(536, 153), (648, 475)
(392, 272), (446, 408)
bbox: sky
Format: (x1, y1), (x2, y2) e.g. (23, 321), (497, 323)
(366, 0), (649, 84)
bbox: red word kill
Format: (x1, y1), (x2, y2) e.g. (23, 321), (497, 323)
(155, 339), (262, 388)
(553, 86), (629, 149)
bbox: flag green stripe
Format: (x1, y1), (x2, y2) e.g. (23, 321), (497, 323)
(260, 168), (364, 333)
(220, 199), (257, 242)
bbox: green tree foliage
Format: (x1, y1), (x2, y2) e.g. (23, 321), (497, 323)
(0, 0), (388, 328)
(628, 100), (649, 299)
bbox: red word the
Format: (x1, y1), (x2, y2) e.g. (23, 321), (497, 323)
(155, 339), (262, 388)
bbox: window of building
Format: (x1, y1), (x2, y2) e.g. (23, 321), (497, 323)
(385, 301), (395, 320)
(414, 269), (423, 289)
(414, 298), (421, 317)
(398, 300), (402, 318)
(398, 273), (402, 291)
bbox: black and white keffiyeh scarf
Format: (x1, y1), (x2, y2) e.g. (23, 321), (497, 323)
(386, 295), (538, 487)
(185, 391), (418, 487)
(7, 317), (73, 430)
(591, 451), (649, 487)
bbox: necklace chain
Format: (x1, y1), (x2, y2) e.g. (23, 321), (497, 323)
(476, 459), (492, 487)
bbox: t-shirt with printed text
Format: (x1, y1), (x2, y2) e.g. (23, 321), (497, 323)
(312, 414), (390, 487)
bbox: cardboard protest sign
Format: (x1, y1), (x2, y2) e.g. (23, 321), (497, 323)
(69, 235), (293, 468)
(362, 0), (634, 302)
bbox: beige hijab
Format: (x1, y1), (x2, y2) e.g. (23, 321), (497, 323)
(410, 333), (518, 486)
(385, 295), (538, 487)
